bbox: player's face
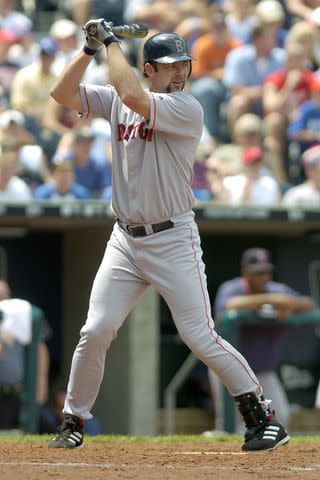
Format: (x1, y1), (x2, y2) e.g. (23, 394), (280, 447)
(245, 270), (272, 293)
(152, 61), (190, 93)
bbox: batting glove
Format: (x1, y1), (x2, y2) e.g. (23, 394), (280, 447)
(83, 18), (119, 54)
(83, 32), (103, 56)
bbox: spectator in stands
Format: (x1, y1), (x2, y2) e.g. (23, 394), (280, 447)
(287, 77), (320, 155)
(198, 112), (280, 188)
(190, 10), (241, 141)
(254, 0), (288, 48)
(231, 113), (265, 160)
(187, 122), (216, 202)
(222, 146), (282, 205)
(0, 278), (52, 431)
(0, 27), (21, 102)
(0, 84), (7, 112)
(52, 125), (111, 197)
(309, 7), (320, 70)
(0, 146), (32, 202)
(0, 0), (32, 37)
(6, 14), (36, 68)
(263, 41), (316, 183)
(49, 18), (97, 81)
(223, 22), (286, 133)
(10, 37), (58, 144)
(232, 112), (264, 149)
(123, 0), (182, 31)
(43, 94), (78, 136)
(49, 19), (80, 76)
(175, 0), (212, 50)
(69, 0), (125, 27)
(286, 0), (320, 22)
(18, 144), (51, 192)
(209, 247), (315, 432)
(0, 109), (34, 147)
(40, 96), (79, 160)
(0, 110), (51, 190)
(224, 0), (257, 43)
(284, 20), (317, 71)
(282, 144), (320, 206)
(33, 155), (90, 200)
(195, 145), (243, 203)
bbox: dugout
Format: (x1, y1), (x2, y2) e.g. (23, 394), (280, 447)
(0, 202), (320, 434)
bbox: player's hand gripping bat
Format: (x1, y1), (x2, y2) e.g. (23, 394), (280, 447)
(83, 19), (148, 49)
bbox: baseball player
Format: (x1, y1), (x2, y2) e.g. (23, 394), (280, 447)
(47, 18), (289, 451)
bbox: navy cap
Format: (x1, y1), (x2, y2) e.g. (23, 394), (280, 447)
(39, 36), (58, 55)
(241, 248), (274, 273)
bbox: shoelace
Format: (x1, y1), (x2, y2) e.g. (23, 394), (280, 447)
(57, 417), (77, 433)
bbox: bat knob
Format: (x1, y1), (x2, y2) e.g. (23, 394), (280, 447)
(88, 25), (97, 35)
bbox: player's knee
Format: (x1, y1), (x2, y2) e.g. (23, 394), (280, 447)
(80, 323), (117, 351)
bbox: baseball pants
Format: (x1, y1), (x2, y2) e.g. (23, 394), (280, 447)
(64, 213), (261, 420)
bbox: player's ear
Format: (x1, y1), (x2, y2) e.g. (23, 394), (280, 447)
(144, 62), (155, 78)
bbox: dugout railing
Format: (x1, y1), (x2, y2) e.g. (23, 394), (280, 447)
(164, 309), (320, 435)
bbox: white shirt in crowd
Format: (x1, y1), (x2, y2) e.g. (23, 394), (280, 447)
(282, 183), (320, 207)
(0, 176), (32, 202)
(223, 174), (281, 205)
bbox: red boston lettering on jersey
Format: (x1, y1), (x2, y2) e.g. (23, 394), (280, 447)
(117, 122), (154, 142)
(118, 123), (126, 141)
(138, 121), (148, 140)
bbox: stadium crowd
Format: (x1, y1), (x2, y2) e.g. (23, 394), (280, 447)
(1, 0), (320, 206)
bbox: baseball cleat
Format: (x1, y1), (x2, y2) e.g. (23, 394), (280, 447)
(48, 414), (84, 449)
(242, 417), (290, 451)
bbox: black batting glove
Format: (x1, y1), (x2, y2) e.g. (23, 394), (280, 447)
(83, 18), (119, 53)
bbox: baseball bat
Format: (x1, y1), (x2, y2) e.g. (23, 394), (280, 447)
(111, 23), (149, 39)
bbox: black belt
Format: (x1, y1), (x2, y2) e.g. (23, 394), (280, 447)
(117, 218), (174, 237)
(0, 384), (23, 396)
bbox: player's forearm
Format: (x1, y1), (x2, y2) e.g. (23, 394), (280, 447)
(225, 293), (293, 311)
(50, 51), (92, 110)
(106, 43), (149, 117)
(290, 296), (315, 313)
(226, 293), (315, 313)
(263, 92), (288, 113)
(289, 130), (320, 143)
(286, 0), (313, 19)
(233, 85), (262, 101)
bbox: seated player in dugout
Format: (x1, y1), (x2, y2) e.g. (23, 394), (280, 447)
(208, 247), (315, 433)
(47, 18), (290, 451)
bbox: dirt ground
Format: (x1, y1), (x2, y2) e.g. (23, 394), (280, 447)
(0, 439), (319, 480)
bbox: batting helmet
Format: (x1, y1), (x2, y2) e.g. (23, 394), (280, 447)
(143, 33), (194, 64)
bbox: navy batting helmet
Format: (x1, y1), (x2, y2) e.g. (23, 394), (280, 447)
(143, 32), (194, 64)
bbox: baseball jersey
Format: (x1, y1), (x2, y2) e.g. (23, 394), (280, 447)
(79, 84), (203, 224)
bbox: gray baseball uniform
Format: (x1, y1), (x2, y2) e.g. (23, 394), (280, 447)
(63, 84), (261, 420)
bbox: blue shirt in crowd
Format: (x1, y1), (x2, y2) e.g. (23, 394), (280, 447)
(287, 99), (320, 153)
(74, 159), (110, 196)
(33, 183), (90, 200)
(223, 45), (286, 90)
